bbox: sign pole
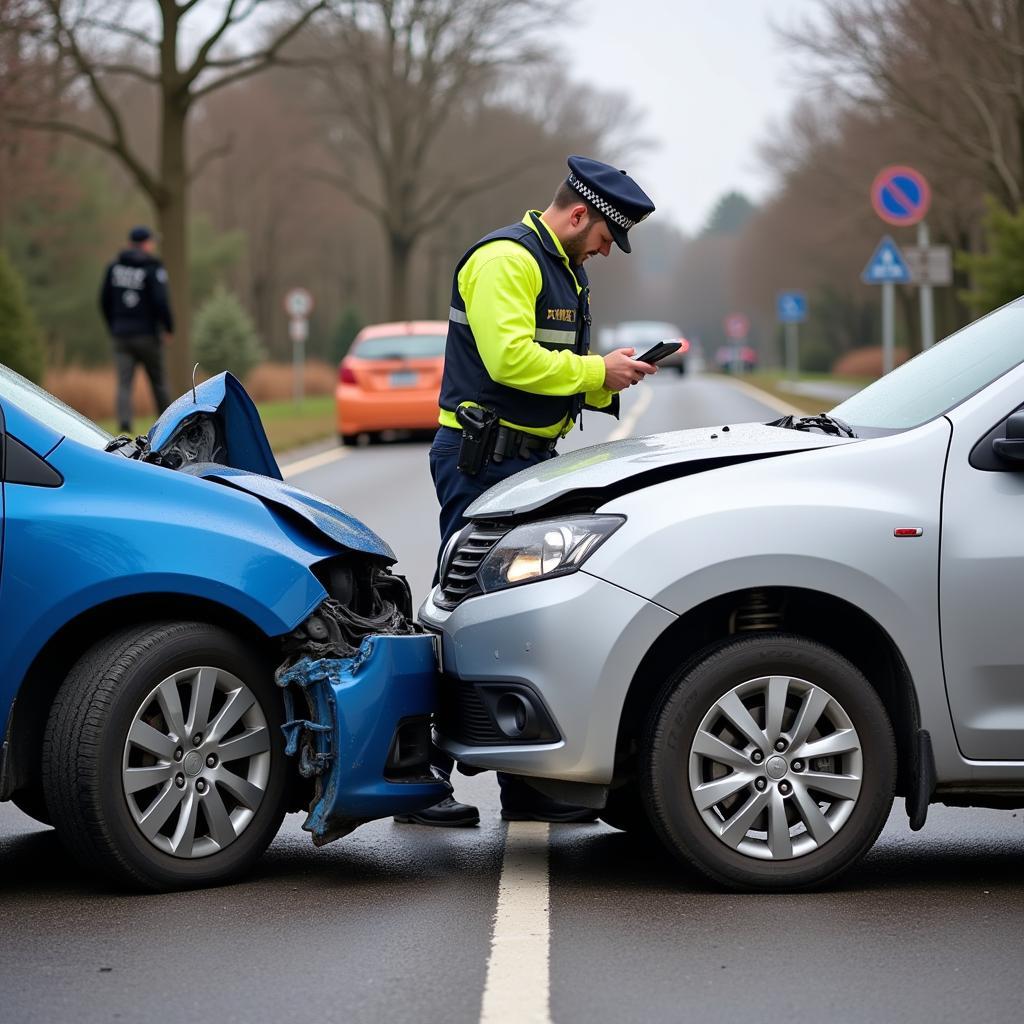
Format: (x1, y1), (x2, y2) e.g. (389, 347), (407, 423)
(293, 332), (304, 405)
(288, 318), (308, 406)
(283, 288), (314, 409)
(918, 220), (935, 350)
(870, 165), (932, 369)
(776, 291), (807, 375)
(882, 280), (895, 375)
(785, 321), (798, 376)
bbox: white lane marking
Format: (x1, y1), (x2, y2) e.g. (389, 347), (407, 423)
(480, 821), (551, 1024)
(609, 384), (654, 441)
(281, 447), (348, 480)
(719, 375), (803, 417)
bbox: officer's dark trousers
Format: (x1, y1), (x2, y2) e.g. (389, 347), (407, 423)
(113, 333), (170, 431)
(428, 425), (560, 811)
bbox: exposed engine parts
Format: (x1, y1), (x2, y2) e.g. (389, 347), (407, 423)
(274, 563), (427, 841)
(144, 416), (224, 469)
(280, 593), (420, 666)
(104, 414), (225, 470)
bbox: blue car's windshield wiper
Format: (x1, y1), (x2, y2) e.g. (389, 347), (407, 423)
(769, 413), (857, 438)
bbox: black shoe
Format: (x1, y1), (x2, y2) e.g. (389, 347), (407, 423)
(394, 796), (480, 827)
(500, 805), (600, 824)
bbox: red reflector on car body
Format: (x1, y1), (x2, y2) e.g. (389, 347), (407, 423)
(893, 528), (923, 537)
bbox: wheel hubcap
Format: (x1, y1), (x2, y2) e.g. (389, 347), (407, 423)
(688, 674), (863, 861)
(121, 666), (272, 859)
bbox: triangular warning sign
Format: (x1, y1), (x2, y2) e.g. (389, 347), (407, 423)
(862, 236), (911, 284)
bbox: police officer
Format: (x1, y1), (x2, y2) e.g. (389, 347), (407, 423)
(100, 225), (173, 433)
(395, 156), (657, 828)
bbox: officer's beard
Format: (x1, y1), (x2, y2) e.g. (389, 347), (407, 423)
(562, 214), (602, 266)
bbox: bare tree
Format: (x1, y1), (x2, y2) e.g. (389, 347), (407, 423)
(306, 0), (562, 319)
(3, 0), (328, 390)
(783, 0), (1024, 210)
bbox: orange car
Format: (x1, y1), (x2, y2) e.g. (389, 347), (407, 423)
(336, 320), (448, 445)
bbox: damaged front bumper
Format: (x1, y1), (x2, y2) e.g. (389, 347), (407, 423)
(277, 633), (450, 845)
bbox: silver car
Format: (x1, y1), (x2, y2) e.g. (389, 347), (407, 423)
(420, 298), (1024, 891)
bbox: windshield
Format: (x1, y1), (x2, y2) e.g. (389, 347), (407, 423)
(831, 300), (1024, 430)
(0, 363), (111, 449)
(354, 334), (447, 360)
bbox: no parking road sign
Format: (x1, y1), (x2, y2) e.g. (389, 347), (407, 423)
(871, 165), (931, 227)
(868, 164), (938, 368)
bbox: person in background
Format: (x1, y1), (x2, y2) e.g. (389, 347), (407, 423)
(100, 225), (173, 433)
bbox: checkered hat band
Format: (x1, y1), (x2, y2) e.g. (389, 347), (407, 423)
(567, 174), (634, 230)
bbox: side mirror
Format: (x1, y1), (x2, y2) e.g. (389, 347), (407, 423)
(992, 410), (1024, 466)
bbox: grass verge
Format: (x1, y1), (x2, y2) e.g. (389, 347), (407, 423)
(740, 371), (873, 415)
(99, 395), (337, 453)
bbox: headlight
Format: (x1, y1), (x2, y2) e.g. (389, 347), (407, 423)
(476, 515), (624, 593)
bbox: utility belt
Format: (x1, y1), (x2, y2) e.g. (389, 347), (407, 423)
(454, 405), (557, 476)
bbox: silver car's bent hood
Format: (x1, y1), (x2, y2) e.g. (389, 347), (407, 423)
(467, 422), (855, 518)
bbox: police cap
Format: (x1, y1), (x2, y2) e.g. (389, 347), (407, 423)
(129, 225), (153, 243)
(565, 155), (655, 253)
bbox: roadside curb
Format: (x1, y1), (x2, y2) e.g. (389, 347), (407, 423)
(718, 375), (804, 417)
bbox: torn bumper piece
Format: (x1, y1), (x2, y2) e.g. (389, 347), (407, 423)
(277, 634), (450, 845)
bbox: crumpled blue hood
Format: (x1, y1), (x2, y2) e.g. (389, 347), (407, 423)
(146, 372), (392, 561)
(148, 371), (282, 479)
(191, 466), (396, 562)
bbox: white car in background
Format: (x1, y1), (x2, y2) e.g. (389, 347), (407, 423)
(599, 320), (690, 374)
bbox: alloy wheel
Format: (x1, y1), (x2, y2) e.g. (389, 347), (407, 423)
(688, 674), (863, 861)
(121, 666), (272, 859)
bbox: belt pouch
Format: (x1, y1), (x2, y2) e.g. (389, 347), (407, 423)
(455, 405), (498, 475)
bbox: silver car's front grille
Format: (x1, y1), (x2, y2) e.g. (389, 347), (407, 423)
(437, 522), (508, 608)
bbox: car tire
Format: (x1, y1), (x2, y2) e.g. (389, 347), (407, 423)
(339, 432), (359, 447)
(642, 634), (896, 892)
(42, 622), (288, 891)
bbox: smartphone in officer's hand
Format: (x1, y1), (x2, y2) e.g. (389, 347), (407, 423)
(633, 340), (682, 364)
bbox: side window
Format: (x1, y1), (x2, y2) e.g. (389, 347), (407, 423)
(0, 403), (62, 488)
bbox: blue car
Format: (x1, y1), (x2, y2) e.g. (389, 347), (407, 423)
(0, 364), (449, 889)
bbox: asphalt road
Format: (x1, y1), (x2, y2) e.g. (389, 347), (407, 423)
(2, 373), (1022, 1024)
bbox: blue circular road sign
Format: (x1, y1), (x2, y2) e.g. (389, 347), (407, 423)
(871, 165), (931, 227)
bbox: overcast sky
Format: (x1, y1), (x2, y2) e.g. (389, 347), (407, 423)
(565, 0), (819, 235)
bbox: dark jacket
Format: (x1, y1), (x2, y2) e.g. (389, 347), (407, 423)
(100, 248), (174, 337)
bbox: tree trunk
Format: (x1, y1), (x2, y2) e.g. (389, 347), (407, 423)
(159, 100), (190, 395)
(387, 233), (415, 320)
